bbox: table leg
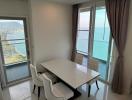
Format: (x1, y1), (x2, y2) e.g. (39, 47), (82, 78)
(88, 85), (91, 97)
(69, 89), (81, 100)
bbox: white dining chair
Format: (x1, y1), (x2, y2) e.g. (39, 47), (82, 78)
(30, 64), (57, 99)
(41, 73), (74, 100)
(87, 57), (100, 97)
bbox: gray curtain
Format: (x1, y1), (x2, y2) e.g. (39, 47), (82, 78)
(105, 0), (130, 94)
(71, 4), (79, 61)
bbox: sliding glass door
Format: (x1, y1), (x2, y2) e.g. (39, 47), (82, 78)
(92, 7), (111, 61)
(0, 18), (30, 84)
(76, 5), (112, 81)
(92, 6), (111, 79)
(76, 10), (90, 55)
(76, 8), (91, 66)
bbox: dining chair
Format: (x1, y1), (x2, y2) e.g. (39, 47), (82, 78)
(30, 64), (57, 99)
(75, 53), (83, 65)
(41, 73), (74, 100)
(87, 57), (100, 97)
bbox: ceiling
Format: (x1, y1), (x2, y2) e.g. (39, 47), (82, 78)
(0, 0), (90, 4)
(50, 0), (90, 4)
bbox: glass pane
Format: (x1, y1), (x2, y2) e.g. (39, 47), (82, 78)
(78, 11), (90, 30)
(2, 40), (27, 65)
(76, 31), (89, 53)
(6, 62), (29, 82)
(77, 11), (90, 54)
(0, 19), (30, 83)
(92, 7), (110, 61)
(0, 20), (25, 40)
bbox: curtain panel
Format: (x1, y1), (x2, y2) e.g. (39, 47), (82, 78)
(105, 0), (130, 94)
(71, 4), (79, 61)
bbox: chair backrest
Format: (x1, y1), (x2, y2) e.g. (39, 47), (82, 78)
(75, 53), (83, 65)
(42, 74), (65, 100)
(88, 57), (99, 71)
(30, 64), (41, 84)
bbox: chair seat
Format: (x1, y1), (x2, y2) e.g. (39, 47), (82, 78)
(53, 82), (74, 99)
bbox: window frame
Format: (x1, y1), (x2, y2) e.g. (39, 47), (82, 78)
(76, 2), (113, 81)
(0, 16), (31, 85)
(76, 7), (92, 55)
(0, 17), (30, 65)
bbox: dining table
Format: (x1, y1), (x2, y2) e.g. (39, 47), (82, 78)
(40, 59), (100, 99)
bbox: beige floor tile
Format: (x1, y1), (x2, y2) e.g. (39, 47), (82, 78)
(2, 80), (131, 100)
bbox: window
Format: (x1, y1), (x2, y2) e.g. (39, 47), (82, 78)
(92, 7), (111, 61)
(76, 10), (90, 54)
(76, 5), (112, 80)
(0, 18), (30, 83)
(0, 19), (27, 65)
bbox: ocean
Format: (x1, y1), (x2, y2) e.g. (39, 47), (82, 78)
(6, 27), (110, 61)
(77, 27), (110, 61)
(6, 32), (27, 56)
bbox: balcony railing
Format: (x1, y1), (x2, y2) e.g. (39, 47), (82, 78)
(77, 38), (109, 61)
(1, 40), (27, 65)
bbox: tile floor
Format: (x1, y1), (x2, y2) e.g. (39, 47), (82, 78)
(2, 80), (132, 100)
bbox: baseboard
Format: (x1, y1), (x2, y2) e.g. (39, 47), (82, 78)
(6, 77), (32, 88)
(98, 78), (111, 85)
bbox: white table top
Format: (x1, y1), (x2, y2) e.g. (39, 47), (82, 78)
(41, 59), (100, 89)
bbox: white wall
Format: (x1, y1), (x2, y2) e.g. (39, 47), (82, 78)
(0, 0), (28, 17)
(29, 0), (72, 65)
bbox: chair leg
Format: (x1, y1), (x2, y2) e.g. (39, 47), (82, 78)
(88, 85), (91, 97)
(96, 81), (99, 90)
(32, 85), (36, 93)
(38, 87), (41, 99)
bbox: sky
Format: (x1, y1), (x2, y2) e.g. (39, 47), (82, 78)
(0, 20), (23, 25)
(79, 9), (110, 30)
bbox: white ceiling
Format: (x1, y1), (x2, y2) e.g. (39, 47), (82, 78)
(72, 0), (90, 4)
(0, 0), (90, 4)
(50, 0), (90, 4)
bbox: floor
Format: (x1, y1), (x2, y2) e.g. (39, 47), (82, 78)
(2, 80), (132, 100)
(6, 63), (30, 82)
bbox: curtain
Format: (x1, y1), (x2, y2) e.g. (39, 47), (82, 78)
(105, 0), (130, 94)
(71, 4), (79, 61)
